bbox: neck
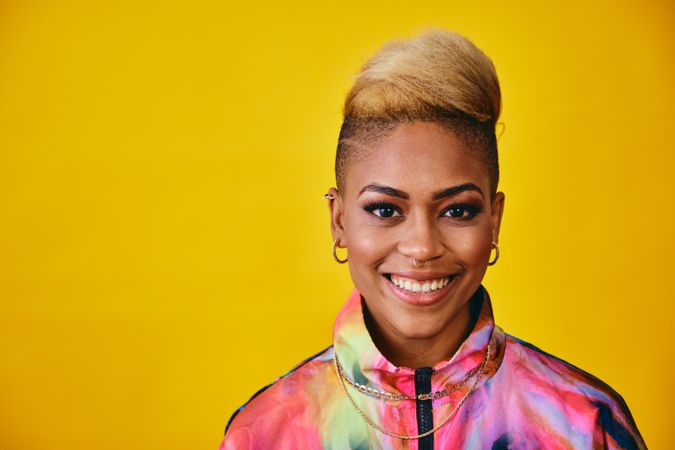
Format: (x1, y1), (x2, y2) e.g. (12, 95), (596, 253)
(363, 290), (482, 369)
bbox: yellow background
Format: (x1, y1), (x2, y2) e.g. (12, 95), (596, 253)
(1, 1), (673, 448)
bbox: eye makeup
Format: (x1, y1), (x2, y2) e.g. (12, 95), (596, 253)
(361, 199), (483, 221)
(440, 202), (483, 221)
(362, 201), (402, 218)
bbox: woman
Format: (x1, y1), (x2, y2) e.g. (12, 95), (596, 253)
(219, 28), (645, 449)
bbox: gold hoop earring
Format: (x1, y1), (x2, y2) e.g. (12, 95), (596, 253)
(488, 241), (500, 266)
(332, 239), (348, 264)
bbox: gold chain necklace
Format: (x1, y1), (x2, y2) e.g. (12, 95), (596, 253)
(334, 351), (485, 401)
(334, 343), (491, 440)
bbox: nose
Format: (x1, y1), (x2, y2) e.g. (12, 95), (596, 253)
(396, 211), (445, 265)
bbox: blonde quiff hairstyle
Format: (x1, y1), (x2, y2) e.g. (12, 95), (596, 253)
(335, 28), (502, 199)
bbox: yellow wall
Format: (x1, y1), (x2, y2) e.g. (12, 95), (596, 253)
(1, 1), (673, 448)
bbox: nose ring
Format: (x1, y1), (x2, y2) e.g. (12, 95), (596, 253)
(413, 258), (428, 267)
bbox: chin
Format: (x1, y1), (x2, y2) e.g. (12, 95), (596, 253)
(391, 316), (448, 340)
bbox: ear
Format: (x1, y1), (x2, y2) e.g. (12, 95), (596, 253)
(327, 187), (348, 247)
(490, 191), (505, 244)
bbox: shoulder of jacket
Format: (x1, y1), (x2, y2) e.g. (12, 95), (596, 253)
(502, 333), (646, 448)
(503, 333), (625, 403)
(223, 344), (334, 436)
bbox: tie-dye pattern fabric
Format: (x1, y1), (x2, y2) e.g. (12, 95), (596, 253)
(220, 285), (645, 449)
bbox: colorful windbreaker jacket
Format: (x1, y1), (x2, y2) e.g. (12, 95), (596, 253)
(220, 285), (646, 449)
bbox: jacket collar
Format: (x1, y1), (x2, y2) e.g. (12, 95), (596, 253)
(332, 284), (505, 408)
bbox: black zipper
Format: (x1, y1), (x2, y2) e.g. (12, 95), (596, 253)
(415, 366), (434, 449)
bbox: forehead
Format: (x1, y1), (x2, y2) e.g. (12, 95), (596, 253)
(344, 121), (490, 198)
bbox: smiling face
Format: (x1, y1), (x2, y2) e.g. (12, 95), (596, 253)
(328, 120), (505, 366)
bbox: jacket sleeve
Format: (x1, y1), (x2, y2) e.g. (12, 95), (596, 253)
(592, 394), (647, 450)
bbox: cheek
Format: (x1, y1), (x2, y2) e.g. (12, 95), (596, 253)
(345, 229), (392, 265)
(445, 225), (492, 265)
(342, 210), (395, 265)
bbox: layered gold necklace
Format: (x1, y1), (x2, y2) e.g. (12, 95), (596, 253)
(333, 343), (491, 440)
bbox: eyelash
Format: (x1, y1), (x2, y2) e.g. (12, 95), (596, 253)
(362, 201), (481, 221)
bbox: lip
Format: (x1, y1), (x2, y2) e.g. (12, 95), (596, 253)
(383, 271), (458, 306)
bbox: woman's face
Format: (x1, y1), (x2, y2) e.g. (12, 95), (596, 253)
(328, 120), (505, 345)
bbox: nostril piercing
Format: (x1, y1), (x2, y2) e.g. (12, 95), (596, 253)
(413, 258), (428, 267)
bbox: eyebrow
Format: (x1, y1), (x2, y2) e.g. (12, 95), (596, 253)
(358, 184), (410, 199)
(358, 183), (484, 200)
(431, 183), (484, 200)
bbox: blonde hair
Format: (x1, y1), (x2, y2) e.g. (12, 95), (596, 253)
(335, 28), (502, 197)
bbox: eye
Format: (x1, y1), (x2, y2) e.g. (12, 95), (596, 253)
(363, 202), (402, 218)
(442, 203), (480, 220)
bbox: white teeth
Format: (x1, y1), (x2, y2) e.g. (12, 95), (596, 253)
(390, 275), (452, 293)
